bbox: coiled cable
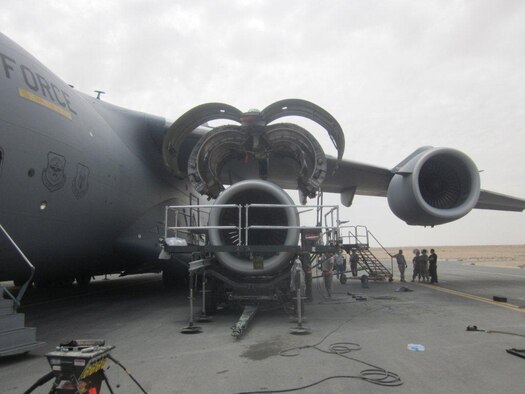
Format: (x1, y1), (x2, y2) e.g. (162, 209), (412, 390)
(237, 310), (403, 393)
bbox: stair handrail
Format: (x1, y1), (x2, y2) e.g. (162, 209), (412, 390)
(366, 229), (394, 276)
(356, 225), (370, 246)
(0, 224), (35, 311)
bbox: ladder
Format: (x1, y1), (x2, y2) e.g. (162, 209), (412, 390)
(341, 225), (393, 281)
(353, 247), (392, 280)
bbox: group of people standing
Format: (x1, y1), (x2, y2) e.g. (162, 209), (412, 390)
(393, 248), (438, 284)
(320, 247), (439, 298)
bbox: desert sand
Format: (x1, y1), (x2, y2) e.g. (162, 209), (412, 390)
(369, 244), (525, 269)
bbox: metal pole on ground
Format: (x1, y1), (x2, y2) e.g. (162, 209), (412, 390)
(197, 270), (212, 323)
(290, 265), (310, 335)
(290, 286), (310, 335)
(181, 271), (202, 334)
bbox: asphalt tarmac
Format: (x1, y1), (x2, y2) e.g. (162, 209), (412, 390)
(1, 261), (524, 393)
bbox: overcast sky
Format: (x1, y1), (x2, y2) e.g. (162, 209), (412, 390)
(2, 0), (525, 247)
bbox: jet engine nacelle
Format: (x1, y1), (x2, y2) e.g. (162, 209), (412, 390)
(387, 147), (480, 226)
(208, 180), (299, 275)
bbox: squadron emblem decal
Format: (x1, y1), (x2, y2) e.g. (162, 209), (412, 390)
(42, 152), (66, 191)
(72, 163), (90, 199)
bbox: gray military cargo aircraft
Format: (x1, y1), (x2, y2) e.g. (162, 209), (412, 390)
(1, 31), (524, 288)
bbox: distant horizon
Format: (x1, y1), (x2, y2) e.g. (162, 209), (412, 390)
(372, 243), (525, 249)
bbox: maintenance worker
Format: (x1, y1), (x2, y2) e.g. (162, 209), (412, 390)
(429, 248), (438, 284)
(321, 253), (334, 298)
(411, 249), (420, 282)
(419, 249), (429, 282)
(350, 250), (359, 277)
(334, 252), (345, 279)
(393, 249), (407, 282)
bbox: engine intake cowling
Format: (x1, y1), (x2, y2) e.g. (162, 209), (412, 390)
(387, 147), (480, 226)
(208, 180), (300, 275)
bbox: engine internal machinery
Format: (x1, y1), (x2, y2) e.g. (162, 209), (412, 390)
(162, 99), (345, 201)
(387, 147), (481, 225)
(208, 179), (300, 276)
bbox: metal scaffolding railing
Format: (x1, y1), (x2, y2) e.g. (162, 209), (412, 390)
(164, 203), (341, 248)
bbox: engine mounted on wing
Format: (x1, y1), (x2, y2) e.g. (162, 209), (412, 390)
(162, 99), (345, 201)
(387, 147), (481, 225)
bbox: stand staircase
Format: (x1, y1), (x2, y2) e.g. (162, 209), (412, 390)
(0, 297), (43, 356)
(0, 224), (44, 357)
(340, 225), (393, 281)
(314, 193), (392, 281)
(349, 246), (392, 280)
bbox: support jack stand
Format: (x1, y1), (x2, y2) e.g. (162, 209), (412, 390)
(181, 323), (202, 334)
(197, 271), (212, 323)
(181, 272), (202, 334)
(196, 315), (212, 323)
(289, 325), (310, 335)
(290, 287), (310, 335)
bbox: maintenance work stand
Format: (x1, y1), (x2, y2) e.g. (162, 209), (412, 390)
(160, 196), (392, 338)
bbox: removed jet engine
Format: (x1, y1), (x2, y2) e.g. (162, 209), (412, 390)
(208, 179), (299, 276)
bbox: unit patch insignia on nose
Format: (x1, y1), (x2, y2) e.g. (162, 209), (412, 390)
(42, 152), (66, 191)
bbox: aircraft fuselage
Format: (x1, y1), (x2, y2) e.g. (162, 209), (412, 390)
(0, 33), (198, 283)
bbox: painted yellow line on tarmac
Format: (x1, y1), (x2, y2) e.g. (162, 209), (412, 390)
(418, 283), (525, 314)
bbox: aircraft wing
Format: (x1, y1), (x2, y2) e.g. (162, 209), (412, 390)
(164, 101), (525, 225)
(320, 157), (391, 197)
(216, 147), (525, 224)
(475, 190), (525, 212)
(322, 157), (525, 213)
(218, 155), (390, 199)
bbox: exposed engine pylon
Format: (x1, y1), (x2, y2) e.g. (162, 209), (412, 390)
(208, 179), (300, 276)
(387, 147), (481, 226)
(162, 99), (345, 201)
